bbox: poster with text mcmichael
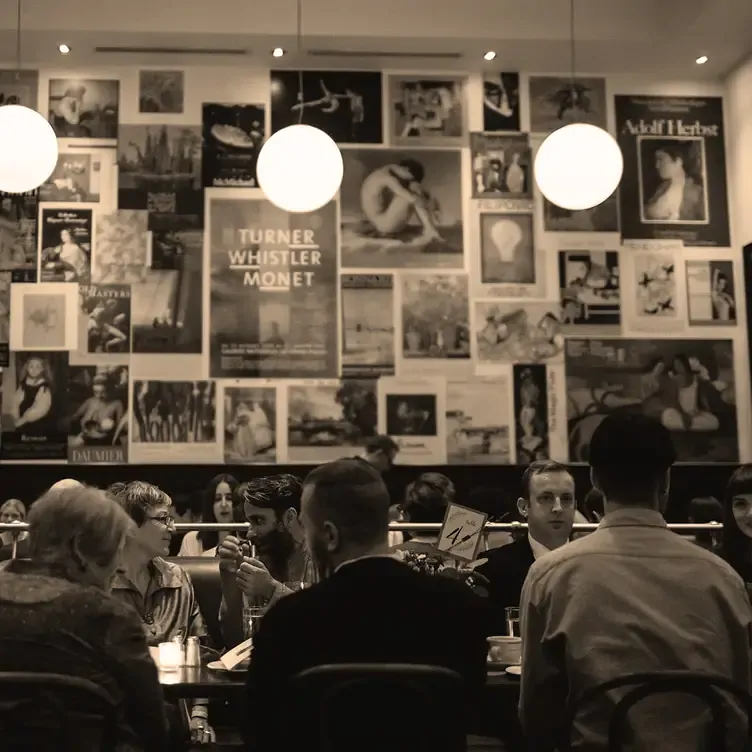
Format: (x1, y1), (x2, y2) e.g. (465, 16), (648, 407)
(615, 95), (730, 247)
(208, 197), (339, 378)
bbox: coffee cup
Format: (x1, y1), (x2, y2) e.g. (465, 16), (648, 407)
(487, 635), (522, 665)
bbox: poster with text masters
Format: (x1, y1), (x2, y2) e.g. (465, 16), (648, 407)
(209, 197), (339, 378)
(614, 95), (729, 247)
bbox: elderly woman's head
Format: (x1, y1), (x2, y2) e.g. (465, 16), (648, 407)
(28, 486), (133, 590)
(114, 481), (175, 560)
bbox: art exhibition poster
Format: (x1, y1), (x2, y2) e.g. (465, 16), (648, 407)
(209, 197), (339, 378)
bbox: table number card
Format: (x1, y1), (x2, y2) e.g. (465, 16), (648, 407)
(220, 638), (253, 670)
(436, 503), (489, 563)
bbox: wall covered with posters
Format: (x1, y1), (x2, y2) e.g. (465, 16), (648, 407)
(0, 65), (746, 465)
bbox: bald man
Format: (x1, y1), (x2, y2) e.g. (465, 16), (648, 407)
(50, 479), (83, 491)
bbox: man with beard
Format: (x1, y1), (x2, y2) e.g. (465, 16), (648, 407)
(243, 458), (488, 752)
(216, 475), (317, 648)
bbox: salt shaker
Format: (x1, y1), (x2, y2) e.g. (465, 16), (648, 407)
(171, 635), (185, 665)
(185, 636), (201, 667)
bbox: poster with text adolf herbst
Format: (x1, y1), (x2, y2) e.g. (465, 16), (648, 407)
(614, 95), (729, 247)
(208, 196), (339, 378)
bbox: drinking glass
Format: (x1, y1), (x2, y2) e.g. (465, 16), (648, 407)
(505, 607), (521, 637)
(242, 606), (266, 642)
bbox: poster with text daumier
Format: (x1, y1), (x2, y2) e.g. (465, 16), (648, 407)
(615, 95), (729, 247)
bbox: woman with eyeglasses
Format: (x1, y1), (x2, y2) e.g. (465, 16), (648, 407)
(108, 481), (215, 748)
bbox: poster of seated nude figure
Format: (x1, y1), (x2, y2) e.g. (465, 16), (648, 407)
(339, 148), (464, 270)
(565, 337), (739, 462)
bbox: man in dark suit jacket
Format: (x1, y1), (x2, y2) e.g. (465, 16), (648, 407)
(244, 458), (489, 752)
(475, 460), (576, 635)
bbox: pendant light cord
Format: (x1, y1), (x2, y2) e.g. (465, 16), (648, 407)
(569, 0), (576, 96)
(297, 0), (304, 125)
(15, 0), (22, 80)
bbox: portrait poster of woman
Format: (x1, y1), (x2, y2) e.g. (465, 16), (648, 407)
(0, 351), (69, 461)
(512, 364), (549, 464)
(223, 386), (277, 464)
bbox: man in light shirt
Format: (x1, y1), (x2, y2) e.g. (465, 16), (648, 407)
(519, 413), (752, 751)
(474, 460), (575, 634)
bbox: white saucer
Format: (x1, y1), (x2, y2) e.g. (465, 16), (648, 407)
(207, 660), (247, 673)
(505, 665), (522, 676)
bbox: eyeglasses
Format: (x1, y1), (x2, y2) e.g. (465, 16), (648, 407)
(148, 514), (176, 528)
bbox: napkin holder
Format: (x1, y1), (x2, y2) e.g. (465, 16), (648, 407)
(220, 638), (253, 670)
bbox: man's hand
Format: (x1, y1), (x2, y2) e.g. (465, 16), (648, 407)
(236, 557), (277, 600)
(217, 535), (245, 574)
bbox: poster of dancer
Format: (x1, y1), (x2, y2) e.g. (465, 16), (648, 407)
(0, 351), (69, 460)
(388, 74), (467, 147)
(0, 190), (38, 277)
(558, 249), (621, 334)
(39, 151), (102, 203)
(482, 72), (521, 132)
(686, 259), (736, 326)
(0, 272), (9, 366)
(223, 384), (277, 463)
(131, 380), (220, 463)
(400, 274), (470, 375)
(40, 208), (92, 283)
(92, 210), (150, 284)
(270, 70), (382, 144)
(67, 365), (129, 463)
(477, 213), (544, 298)
(117, 124), (203, 232)
(513, 364), (549, 463)
(446, 376), (512, 465)
(47, 78), (119, 142)
(470, 133), (531, 199)
(615, 95), (729, 246)
(9, 282), (78, 352)
(0, 69), (37, 108)
(528, 76), (607, 133)
(76, 284), (131, 359)
(340, 148), (463, 269)
(202, 103), (265, 187)
(474, 300), (565, 371)
(341, 274), (395, 378)
(286, 379), (377, 463)
(377, 377), (446, 464)
(621, 240), (686, 333)
(542, 191), (620, 233)
(139, 70), (184, 114)
(208, 194), (338, 378)
(131, 228), (203, 354)
(566, 338), (738, 462)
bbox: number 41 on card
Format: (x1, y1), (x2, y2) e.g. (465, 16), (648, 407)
(435, 503), (489, 563)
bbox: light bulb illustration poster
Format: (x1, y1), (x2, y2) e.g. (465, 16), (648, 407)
(470, 133), (532, 200)
(558, 249), (621, 334)
(475, 212), (545, 299)
(614, 95), (729, 247)
(398, 273), (472, 379)
(472, 300), (565, 373)
(208, 193), (339, 379)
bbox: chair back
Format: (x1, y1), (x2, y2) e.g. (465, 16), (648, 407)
(563, 671), (752, 752)
(291, 663), (467, 752)
(0, 672), (118, 751)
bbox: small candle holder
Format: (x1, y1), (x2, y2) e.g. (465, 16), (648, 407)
(158, 641), (183, 671)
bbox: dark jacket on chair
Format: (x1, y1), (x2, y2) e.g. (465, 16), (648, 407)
(244, 556), (489, 752)
(0, 559), (168, 752)
(474, 537), (535, 635)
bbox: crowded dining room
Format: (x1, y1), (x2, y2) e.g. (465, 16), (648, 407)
(1, 0), (752, 749)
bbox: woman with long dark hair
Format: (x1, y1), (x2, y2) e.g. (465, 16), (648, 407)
(179, 474), (239, 557)
(721, 464), (752, 585)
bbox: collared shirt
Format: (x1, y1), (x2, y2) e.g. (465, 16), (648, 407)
(519, 507), (752, 752)
(335, 553), (396, 573)
(111, 556), (207, 647)
(527, 533), (551, 560)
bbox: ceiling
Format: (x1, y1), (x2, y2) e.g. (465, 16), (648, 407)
(1, 0), (750, 79)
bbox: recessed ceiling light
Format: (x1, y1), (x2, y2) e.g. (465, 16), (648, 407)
(58, 44), (71, 55)
(272, 47), (285, 58)
(695, 55), (708, 65)
(483, 51), (497, 61)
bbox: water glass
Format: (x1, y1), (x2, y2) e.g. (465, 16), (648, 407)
(242, 606), (266, 643)
(505, 607), (521, 637)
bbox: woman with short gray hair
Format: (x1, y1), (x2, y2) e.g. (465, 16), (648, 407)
(0, 484), (168, 751)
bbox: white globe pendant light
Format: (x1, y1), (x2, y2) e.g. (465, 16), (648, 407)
(257, 124), (343, 214)
(534, 122), (623, 211)
(0, 104), (58, 194)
